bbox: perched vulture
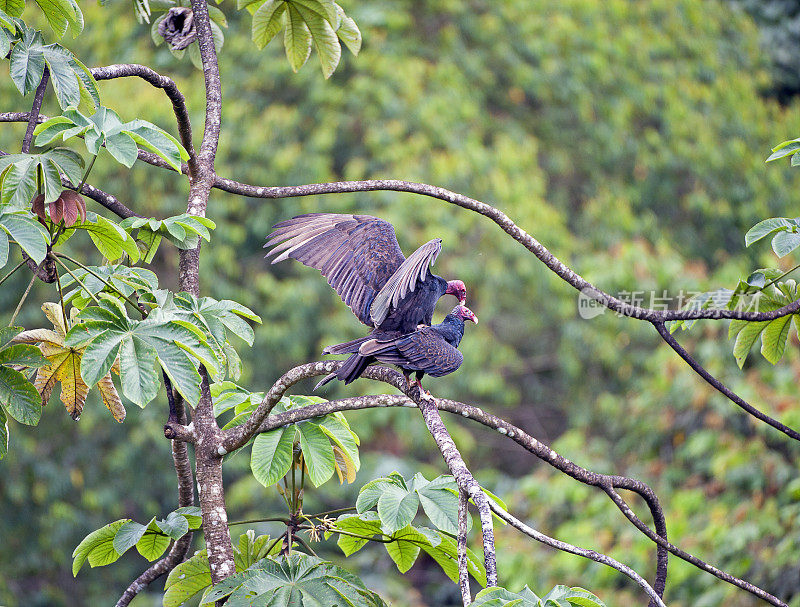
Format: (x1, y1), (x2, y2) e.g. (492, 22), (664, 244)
(264, 213), (466, 333)
(316, 305), (478, 391)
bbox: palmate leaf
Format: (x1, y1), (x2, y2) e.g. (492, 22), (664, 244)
(121, 214), (216, 261)
(164, 551), (213, 607)
(73, 507), (201, 576)
(246, 0), (359, 77)
(14, 302), (126, 421)
(34, 106), (188, 171)
(65, 298), (220, 407)
(727, 281), (800, 367)
(201, 553), (387, 606)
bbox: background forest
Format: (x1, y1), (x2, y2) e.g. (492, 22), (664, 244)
(3, 0), (800, 605)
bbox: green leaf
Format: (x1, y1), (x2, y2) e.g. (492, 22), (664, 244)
(118, 335), (160, 406)
(294, 3), (340, 78)
(252, 0), (286, 49)
(543, 585), (607, 607)
(77, 213), (141, 262)
(335, 5), (360, 55)
(0, 211), (49, 263)
(156, 511), (190, 540)
(746, 218), (794, 247)
(772, 231), (800, 257)
(0, 157), (38, 207)
(112, 519), (150, 555)
(471, 586), (541, 606)
(761, 314), (793, 364)
(385, 525), (426, 573)
(318, 414), (359, 469)
(163, 551), (212, 607)
(174, 505), (203, 529)
(417, 483), (463, 535)
(767, 139), (800, 162)
(9, 33), (45, 96)
(0, 366), (42, 425)
(283, 3), (312, 72)
(43, 47), (81, 108)
(297, 421), (335, 487)
(123, 120), (188, 171)
(201, 553), (387, 606)
(377, 483), (419, 535)
(0, 343), (48, 367)
(251, 426), (294, 486)
(335, 513), (383, 556)
(136, 519), (171, 560)
(0, 0), (24, 18)
(104, 130), (138, 167)
(35, 0), (83, 37)
(72, 519), (127, 575)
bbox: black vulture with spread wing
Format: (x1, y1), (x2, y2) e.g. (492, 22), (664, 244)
(264, 213), (466, 333)
(315, 305), (478, 391)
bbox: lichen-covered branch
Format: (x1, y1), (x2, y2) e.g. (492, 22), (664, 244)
(228, 363), (781, 606)
(457, 489), (470, 606)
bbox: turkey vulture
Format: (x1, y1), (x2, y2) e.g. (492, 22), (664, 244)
(264, 213), (467, 332)
(315, 305), (478, 391)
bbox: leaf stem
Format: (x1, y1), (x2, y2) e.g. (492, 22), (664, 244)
(52, 260), (70, 330)
(293, 535), (317, 557)
(77, 153), (98, 192)
(0, 260), (26, 289)
(51, 255), (101, 306)
(54, 253), (142, 312)
(9, 270), (38, 327)
(306, 506), (356, 519)
(759, 261), (800, 293)
(227, 517), (290, 527)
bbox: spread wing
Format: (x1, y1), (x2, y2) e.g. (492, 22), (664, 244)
(264, 213), (405, 326)
(369, 238), (442, 326)
(360, 327), (463, 377)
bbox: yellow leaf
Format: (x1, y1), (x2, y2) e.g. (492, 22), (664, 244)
(13, 328), (63, 346)
(96, 373), (125, 423)
(41, 302), (68, 336)
(333, 445), (357, 484)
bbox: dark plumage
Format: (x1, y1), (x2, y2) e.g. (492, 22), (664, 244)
(316, 305), (478, 390)
(264, 213), (466, 332)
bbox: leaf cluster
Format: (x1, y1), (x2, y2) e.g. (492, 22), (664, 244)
(71, 506), (202, 575)
(470, 585), (607, 607)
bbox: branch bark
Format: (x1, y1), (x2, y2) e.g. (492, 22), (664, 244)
(457, 489), (470, 607)
(179, 0), (232, 587)
(21, 68), (49, 154)
(217, 360), (784, 606)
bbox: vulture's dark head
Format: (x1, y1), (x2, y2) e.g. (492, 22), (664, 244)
(445, 280), (467, 305)
(452, 305), (478, 324)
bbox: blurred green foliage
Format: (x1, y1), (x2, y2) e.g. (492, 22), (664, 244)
(3, 0), (800, 605)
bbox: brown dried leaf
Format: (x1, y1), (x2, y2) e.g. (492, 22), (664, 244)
(31, 193), (46, 222)
(96, 373), (125, 423)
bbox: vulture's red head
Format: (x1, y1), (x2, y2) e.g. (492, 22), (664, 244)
(445, 280), (467, 305)
(453, 305), (478, 324)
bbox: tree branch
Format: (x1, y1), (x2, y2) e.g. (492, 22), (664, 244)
(457, 489), (470, 606)
(227, 363), (783, 606)
(21, 68), (49, 153)
(489, 502), (667, 607)
(652, 321), (800, 441)
(90, 64), (197, 176)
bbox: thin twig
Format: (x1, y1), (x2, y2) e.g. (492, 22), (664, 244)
(51, 255), (101, 305)
(54, 253), (142, 312)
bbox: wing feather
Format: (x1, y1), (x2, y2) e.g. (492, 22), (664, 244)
(369, 239), (442, 326)
(265, 213), (406, 326)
